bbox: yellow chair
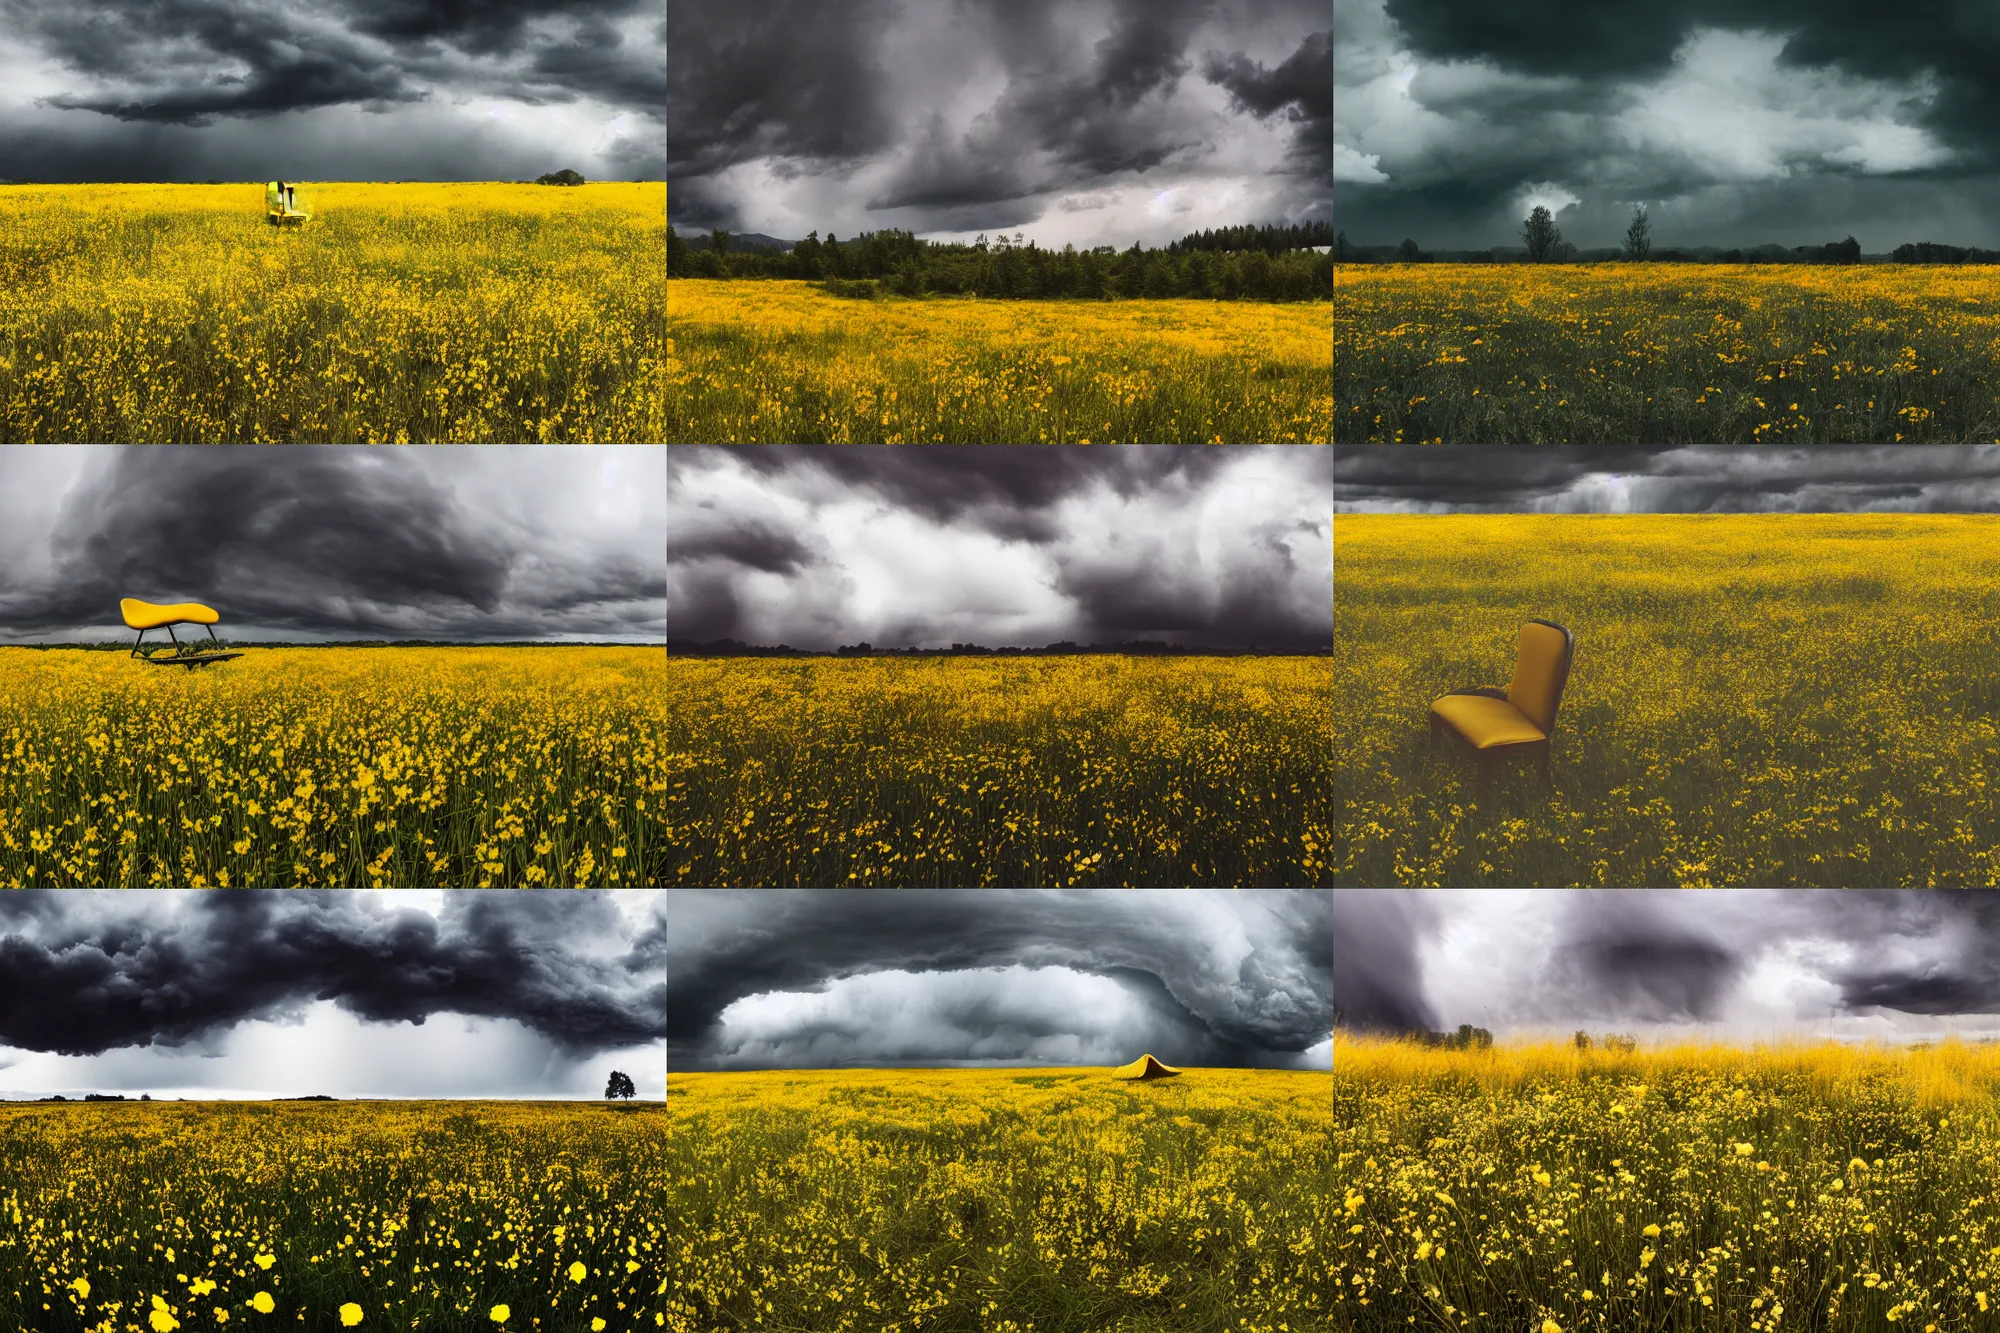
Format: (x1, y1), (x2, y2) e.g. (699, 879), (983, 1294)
(265, 180), (310, 225)
(121, 598), (243, 670)
(1429, 619), (1575, 784)
(1112, 1054), (1182, 1080)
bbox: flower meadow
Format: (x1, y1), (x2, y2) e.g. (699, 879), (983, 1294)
(1335, 1032), (2000, 1331)
(0, 1101), (666, 1333)
(1334, 514), (2000, 887)
(1334, 264), (2000, 443)
(0, 647), (668, 888)
(0, 183), (667, 443)
(661, 656), (1335, 886)
(666, 280), (1332, 443)
(666, 1067), (1334, 1333)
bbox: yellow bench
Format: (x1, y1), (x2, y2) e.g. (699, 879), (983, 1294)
(121, 598), (243, 669)
(1429, 619), (1575, 785)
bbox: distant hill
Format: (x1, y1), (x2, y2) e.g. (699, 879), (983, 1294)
(679, 230), (797, 254)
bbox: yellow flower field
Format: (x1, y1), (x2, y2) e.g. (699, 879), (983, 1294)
(0, 1100), (665, 1333)
(662, 656), (1334, 886)
(1334, 264), (2000, 443)
(1336, 1031), (2000, 1330)
(0, 183), (666, 442)
(666, 279), (1331, 443)
(0, 647), (668, 888)
(667, 1066), (1333, 1333)
(1335, 514), (2000, 886)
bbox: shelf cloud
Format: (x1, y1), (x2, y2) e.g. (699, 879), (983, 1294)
(0, 446), (665, 643)
(0, 890), (666, 1099)
(667, 889), (1333, 1071)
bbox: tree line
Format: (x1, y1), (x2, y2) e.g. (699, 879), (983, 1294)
(667, 225), (1331, 301)
(1338, 204), (2000, 265)
(1164, 221), (1334, 255)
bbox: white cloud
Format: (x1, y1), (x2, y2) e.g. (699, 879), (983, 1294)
(1334, 142), (1388, 184)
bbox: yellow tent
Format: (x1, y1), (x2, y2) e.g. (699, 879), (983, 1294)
(1113, 1054), (1182, 1080)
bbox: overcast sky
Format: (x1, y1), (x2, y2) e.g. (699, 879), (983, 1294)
(1334, 0), (2000, 250)
(0, 0), (664, 182)
(1337, 890), (2000, 1044)
(1336, 445), (2000, 512)
(0, 890), (665, 1099)
(668, 0), (1331, 247)
(0, 446), (665, 643)
(667, 889), (1331, 1072)
(670, 445), (1332, 650)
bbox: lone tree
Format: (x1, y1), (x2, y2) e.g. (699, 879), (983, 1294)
(1397, 238), (1422, 262)
(534, 168), (586, 186)
(1622, 204), (1652, 261)
(604, 1070), (636, 1101)
(1522, 205), (1564, 262)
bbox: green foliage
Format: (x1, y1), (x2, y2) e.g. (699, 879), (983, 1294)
(674, 227), (1330, 301)
(534, 169), (586, 186)
(820, 276), (880, 299)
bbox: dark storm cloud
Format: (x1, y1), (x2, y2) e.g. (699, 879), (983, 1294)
(1336, 446), (2000, 513)
(1331, 891), (1438, 1032)
(666, 890), (1331, 1070)
(0, 447), (665, 641)
(668, 0), (1331, 244)
(1336, 0), (2000, 249)
(1204, 28), (1333, 180)
(0, 891), (666, 1056)
(1, 0), (663, 179)
(668, 445), (1332, 650)
(1336, 891), (2000, 1036)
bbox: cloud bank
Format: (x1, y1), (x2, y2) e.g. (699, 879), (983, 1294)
(1337, 890), (2000, 1042)
(667, 0), (1329, 247)
(670, 445), (1332, 651)
(667, 889), (1332, 1070)
(1334, 0), (2000, 249)
(0, 0), (666, 181)
(0, 446), (666, 642)
(1336, 445), (2000, 513)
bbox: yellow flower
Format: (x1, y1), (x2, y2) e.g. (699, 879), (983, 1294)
(592, 1321), (607, 1332)
(339, 1303), (364, 1326)
(569, 1261), (587, 1282)
(69, 1277), (89, 1299)
(150, 1297), (181, 1332)
(1734, 1142), (1754, 1156)
(1542, 1320), (1562, 1333)
(254, 1253), (276, 1270)
(490, 1306), (511, 1324)
(251, 1291), (275, 1314)
(1641, 1223), (1660, 1237)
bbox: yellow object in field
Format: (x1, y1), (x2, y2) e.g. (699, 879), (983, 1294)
(119, 598), (219, 630)
(119, 597), (241, 669)
(265, 180), (309, 225)
(1429, 618), (1574, 783)
(1113, 1054), (1182, 1080)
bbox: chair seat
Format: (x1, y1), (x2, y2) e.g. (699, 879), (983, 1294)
(1430, 693), (1548, 749)
(121, 598), (220, 630)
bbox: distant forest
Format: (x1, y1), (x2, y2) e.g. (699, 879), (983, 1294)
(667, 223), (1333, 301)
(1338, 231), (2000, 265)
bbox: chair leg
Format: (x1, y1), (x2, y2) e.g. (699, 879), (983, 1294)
(1475, 751), (1493, 790)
